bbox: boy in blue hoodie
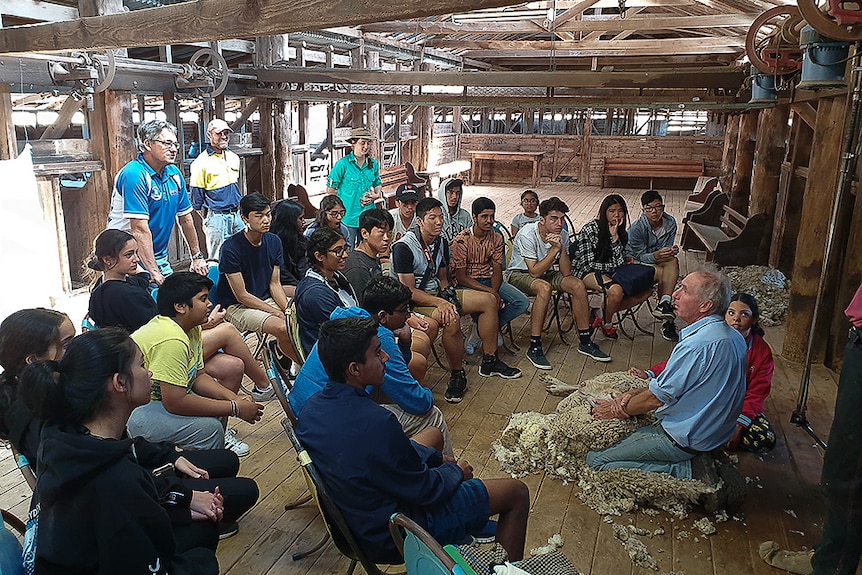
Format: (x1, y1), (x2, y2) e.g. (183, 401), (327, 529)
(289, 276), (453, 456)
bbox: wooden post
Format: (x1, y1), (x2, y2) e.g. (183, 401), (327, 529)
(367, 51), (382, 162)
(771, 112), (813, 272)
(830, 155), (862, 368)
(581, 109), (593, 185)
(255, 33), (294, 200)
(729, 110), (757, 214)
(720, 113), (739, 193)
(783, 95), (848, 363)
(0, 84), (16, 160)
(751, 105), (789, 263)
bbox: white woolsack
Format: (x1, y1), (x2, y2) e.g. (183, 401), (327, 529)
(493, 371), (714, 517)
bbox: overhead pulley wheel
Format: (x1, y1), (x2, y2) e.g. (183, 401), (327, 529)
(746, 6), (805, 75)
(798, 0), (862, 41)
(187, 48), (230, 98)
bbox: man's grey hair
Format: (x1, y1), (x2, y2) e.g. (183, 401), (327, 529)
(692, 269), (732, 316)
(137, 120), (177, 153)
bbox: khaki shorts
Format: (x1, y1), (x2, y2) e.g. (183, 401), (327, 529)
(412, 290), (464, 318)
(508, 270), (566, 295)
(226, 297), (280, 333)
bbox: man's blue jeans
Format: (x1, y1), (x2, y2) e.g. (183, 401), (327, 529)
(586, 421), (695, 479)
(203, 209), (244, 260)
(476, 278), (530, 327)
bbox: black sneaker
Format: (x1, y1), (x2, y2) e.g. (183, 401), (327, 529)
(661, 321), (679, 342)
(577, 342), (611, 362)
(445, 371), (467, 403)
(652, 300), (676, 321)
(479, 355), (522, 379)
(267, 339), (292, 373)
(526, 346), (552, 370)
(218, 520), (240, 540)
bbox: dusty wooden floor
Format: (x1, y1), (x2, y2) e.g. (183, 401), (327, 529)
(0, 181), (841, 575)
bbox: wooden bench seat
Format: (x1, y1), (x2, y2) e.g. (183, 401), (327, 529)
(684, 176), (720, 212)
(601, 158), (704, 188)
(379, 162), (427, 209)
(684, 204), (769, 267)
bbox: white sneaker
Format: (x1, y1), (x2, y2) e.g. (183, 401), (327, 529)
(465, 323), (481, 354)
(251, 385), (276, 402)
(224, 428), (249, 457)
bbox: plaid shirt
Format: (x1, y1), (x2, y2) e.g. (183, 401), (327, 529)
(450, 227), (502, 281)
(571, 219), (626, 278)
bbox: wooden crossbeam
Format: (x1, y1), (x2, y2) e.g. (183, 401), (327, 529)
(253, 67), (745, 90)
(0, 0), (521, 55)
(39, 95), (85, 140)
(361, 13), (758, 34)
(431, 37), (746, 52)
(0, 0), (79, 23)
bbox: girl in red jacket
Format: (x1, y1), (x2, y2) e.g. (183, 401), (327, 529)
(631, 292), (775, 452)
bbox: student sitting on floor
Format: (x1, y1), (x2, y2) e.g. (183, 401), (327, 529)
(630, 292), (775, 453)
(290, 277), (454, 456)
(128, 273), (264, 455)
(569, 194), (652, 340)
(294, 227), (358, 357)
(19, 328), (220, 575)
(296, 316), (530, 564)
(87, 228), (276, 405)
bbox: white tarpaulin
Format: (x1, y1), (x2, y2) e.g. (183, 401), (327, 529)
(0, 145), (65, 323)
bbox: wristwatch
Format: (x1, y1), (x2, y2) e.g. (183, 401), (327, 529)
(191, 251), (205, 260)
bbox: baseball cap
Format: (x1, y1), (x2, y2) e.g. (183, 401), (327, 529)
(396, 183), (421, 202)
(207, 119), (232, 133)
(445, 178), (464, 191)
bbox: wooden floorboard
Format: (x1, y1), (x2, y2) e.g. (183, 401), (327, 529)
(0, 182), (840, 575)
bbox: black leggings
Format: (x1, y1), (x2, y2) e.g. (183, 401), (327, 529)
(172, 449), (259, 553)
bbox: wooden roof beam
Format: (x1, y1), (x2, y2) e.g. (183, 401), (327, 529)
(0, 0), (523, 55)
(362, 13), (758, 34)
(436, 37), (746, 53)
(1, 0), (79, 23)
(252, 66), (745, 89)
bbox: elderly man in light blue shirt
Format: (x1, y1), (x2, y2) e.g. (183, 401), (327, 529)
(586, 270), (746, 479)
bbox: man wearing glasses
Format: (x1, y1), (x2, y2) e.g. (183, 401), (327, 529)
(626, 190), (680, 341)
(189, 118), (243, 261)
(107, 119), (207, 286)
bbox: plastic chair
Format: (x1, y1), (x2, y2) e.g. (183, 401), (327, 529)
(283, 418), (401, 575)
(389, 513), (477, 575)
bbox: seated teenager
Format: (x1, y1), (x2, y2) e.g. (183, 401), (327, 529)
(630, 292), (775, 453)
(19, 328), (220, 575)
(626, 190), (681, 342)
(389, 183), (419, 242)
(0, 310), (259, 542)
(269, 199), (309, 300)
(510, 189), (540, 237)
(391, 197), (521, 405)
(87, 228), (276, 402)
(570, 194), (652, 339)
(129, 273), (264, 455)
(507, 197), (611, 369)
(217, 192), (297, 369)
(290, 277), (453, 456)
(344, 208), (435, 380)
(294, 227), (358, 356)
(303, 194), (351, 245)
(296, 317), (530, 564)
(451, 197), (529, 356)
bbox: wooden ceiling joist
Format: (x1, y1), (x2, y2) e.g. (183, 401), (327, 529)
(253, 67), (745, 90)
(361, 13), (758, 34)
(1, 0), (79, 23)
(0, 0), (523, 55)
(433, 37), (746, 52)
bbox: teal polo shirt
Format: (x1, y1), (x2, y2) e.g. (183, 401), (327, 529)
(328, 152), (382, 228)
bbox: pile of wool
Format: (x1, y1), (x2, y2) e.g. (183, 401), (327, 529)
(494, 371), (714, 516)
(723, 265), (790, 326)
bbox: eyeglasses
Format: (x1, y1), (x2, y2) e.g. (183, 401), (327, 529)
(151, 139), (180, 149)
(326, 210), (346, 218)
(643, 204), (665, 213)
(327, 246), (349, 257)
(522, 198), (539, 204)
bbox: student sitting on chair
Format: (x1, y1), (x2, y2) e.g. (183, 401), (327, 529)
(344, 208), (436, 381)
(87, 229), (276, 405)
(296, 316), (530, 565)
(290, 277), (454, 456)
(626, 190), (680, 342)
(510, 189), (540, 238)
(451, 197), (529, 357)
(217, 192), (297, 373)
(507, 197), (611, 369)
(18, 328), (220, 575)
(294, 227), (358, 357)
(302, 195), (351, 246)
(269, 199), (309, 300)
(129, 273), (264, 455)
(390, 198), (521, 406)
(569, 194), (653, 340)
